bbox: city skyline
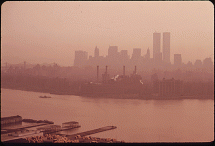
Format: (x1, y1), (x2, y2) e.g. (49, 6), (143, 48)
(73, 43), (213, 70)
(1, 1), (214, 66)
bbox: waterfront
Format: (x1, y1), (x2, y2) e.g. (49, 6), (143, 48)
(1, 88), (214, 142)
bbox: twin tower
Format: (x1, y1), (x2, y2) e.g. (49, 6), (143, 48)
(153, 32), (170, 64)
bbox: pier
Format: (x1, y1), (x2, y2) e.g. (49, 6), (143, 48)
(58, 125), (81, 132)
(65, 126), (117, 139)
(44, 125), (81, 134)
(1, 123), (51, 134)
(1, 116), (119, 143)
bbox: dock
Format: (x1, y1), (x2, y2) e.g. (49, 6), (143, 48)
(65, 126), (117, 139)
(57, 125), (81, 132)
(45, 125), (81, 134)
(1, 123), (51, 134)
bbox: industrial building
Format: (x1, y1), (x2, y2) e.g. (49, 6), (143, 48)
(158, 78), (183, 97)
(1, 115), (22, 125)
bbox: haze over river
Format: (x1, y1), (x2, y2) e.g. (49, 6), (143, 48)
(1, 88), (213, 142)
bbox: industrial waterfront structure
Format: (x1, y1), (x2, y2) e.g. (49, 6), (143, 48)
(1, 116), (119, 143)
(80, 65), (143, 96)
(158, 78), (183, 97)
(1, 115), (22, 125)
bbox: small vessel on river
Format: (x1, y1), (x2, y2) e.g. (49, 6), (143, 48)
(39, 95), (51, 98)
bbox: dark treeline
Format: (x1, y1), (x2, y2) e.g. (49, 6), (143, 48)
(1, 73), (81, 95)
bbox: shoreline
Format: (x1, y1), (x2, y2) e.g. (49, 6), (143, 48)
(1, 87), (214, 100)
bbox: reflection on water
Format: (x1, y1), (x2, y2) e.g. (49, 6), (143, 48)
(1, 88), (214, 142)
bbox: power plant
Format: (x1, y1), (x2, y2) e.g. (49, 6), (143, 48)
(79, 66), (144, 96)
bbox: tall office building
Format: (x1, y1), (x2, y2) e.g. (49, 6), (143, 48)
(108, 46), (118, 58)
(174, 54), (182, 67)
(153, 32), (162, 63)
(94, 46), (99, 58)
(74, 50), (88, 67)
(131, 48), (141, 60)
(120, 50), (129, 59)
(145, 48), (150, 60)
(163, 32), (170, 64)
(107, 46), (119, 68)
(120, 50), (129, 66)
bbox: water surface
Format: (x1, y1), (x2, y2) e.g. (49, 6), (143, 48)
(1, 88), (213, 142)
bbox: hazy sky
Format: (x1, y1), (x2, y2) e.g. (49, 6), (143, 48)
(1, 1), (214, 66)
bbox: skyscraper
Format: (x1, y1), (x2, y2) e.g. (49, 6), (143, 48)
(153, 32), (162, 63)
(163, 32), (170, 64)
(174, 54), (182, 67)
(131, 48), (141, 60)
(108, 46), (118, 58)
(74, 50), (88, 67)
(94, 46), (99, 58)
(107, 46), (119, 68)
(120, 50), (129, 66)
(145, 48), (150, 60)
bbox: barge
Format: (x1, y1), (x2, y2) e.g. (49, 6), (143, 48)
(39, 96), (51, 98)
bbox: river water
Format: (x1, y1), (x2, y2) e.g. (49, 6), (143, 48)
(1, 88), (214, 142)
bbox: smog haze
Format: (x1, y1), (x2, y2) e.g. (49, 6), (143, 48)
(1, 1), (214, 66)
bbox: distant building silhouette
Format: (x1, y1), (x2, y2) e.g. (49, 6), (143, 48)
(107, 46), (119, 68)
(194, 59), (202, 68)
(145, 48), (150, 60)
(163, 32), (170, 64)
(154, 52), (162, 64)
(186, 61), (193, 68)
(131, 48), (141, 66)
(74, 50), (88, 67)
(72, 31), (213, 73)
(174, 54), (182, 68)
(158, 78), (183, 97)
(131, 48), (141, 60)
(203, 57), (213, 69)
(120, 50), (130, 67)
(151, 73), (159, 95)
(108, 46), (118, 58)
(153, 32), (162, 64)
(120, 50), (129, 59)
(94, 46), (99, 58)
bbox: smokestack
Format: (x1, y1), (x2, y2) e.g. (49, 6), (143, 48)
(97, 65), (99, 82)
(135, 66), (137, 74)
(106, 65), (108, 74)
(24, 61), (26, 70)
(123, 66), (125, 76)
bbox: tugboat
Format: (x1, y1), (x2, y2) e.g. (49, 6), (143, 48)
(39, 95), (51, 98)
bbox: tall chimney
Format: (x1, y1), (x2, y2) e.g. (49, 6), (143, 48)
(134, 66), (137, 74)
(97, 65), (99, 82)
(24, 61), (26, 70)
(123, 66), (125, 76)
(106, 65), (108, 74)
